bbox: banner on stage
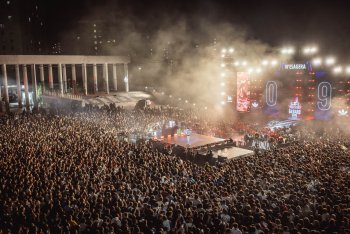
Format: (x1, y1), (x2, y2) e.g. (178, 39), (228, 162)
(236, 72), (251, 112)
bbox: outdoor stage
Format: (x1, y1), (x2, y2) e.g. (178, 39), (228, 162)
(159, 133), (254, 160)
(160, 133), (225, 148)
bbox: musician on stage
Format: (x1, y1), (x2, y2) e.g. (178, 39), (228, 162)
(186, 128), (192, 144)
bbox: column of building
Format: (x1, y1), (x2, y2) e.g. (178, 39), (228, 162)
(1, 64), (9, 111)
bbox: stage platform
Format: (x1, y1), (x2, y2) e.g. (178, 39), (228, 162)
(211, 146), (254, 160)
(159, 133), (226, 148)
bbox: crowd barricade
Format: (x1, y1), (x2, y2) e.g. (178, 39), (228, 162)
(43, 91), (83, 100)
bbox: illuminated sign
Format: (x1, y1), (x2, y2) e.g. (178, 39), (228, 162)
(288, 97), (302, 120)
(283, 64), (307, 70)
(252, 101), (259, 108)
(338, 109), (348, 116)
(236, 72), (251, 112)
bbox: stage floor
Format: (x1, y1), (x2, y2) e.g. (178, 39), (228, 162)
(211, 147), (254, 160)
(160, 133), (226, 148)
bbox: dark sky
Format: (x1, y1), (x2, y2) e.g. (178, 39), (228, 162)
(41, 0), (350, 58)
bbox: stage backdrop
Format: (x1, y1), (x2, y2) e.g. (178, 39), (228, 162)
(236, 72), (251, 112)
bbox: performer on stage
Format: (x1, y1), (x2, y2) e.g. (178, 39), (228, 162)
(186, 128), (192, 144)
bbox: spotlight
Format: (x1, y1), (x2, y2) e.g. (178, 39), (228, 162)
(271, 60), (278, 66)
(281, 47), (294, 54)
(333, 66), (343, 74)
(312, 57), (322, 66)
(262, 60), (269, 66)
(325, 57), (336, 66)
(303, 46), (318, 55)
(346, 66), (350, 74)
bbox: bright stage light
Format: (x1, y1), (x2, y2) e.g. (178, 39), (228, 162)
(333, 66), (343, 74)
(221, 48), (227, 54)
(310, 47), (318, 53)
(228, 48), (234, 53)
(312, 57), (322, 66)
(271, 60), (278, 66)
(281, 47), (294, 54)
(346, 66), (350, 74)
(303, 48), (311, 54)
(325, 57), (336, 66)
(303, 46), (318, 55)
(262, 60), (269, 66)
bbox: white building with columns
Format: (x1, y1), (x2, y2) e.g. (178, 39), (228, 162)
(0, 55), (130, 112)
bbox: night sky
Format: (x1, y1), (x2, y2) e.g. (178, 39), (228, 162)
(41, 0), (350, 59)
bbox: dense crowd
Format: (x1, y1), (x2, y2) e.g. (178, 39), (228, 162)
(1, 107), (350, 234)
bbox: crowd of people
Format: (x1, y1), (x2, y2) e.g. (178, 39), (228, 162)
(0, 105), (350, 234)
